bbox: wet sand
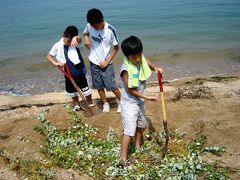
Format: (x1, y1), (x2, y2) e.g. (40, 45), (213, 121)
(1, 49), (240, 96)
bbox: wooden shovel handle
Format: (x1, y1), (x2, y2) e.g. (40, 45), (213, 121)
(158, 71), (166, 121)
(68, 77), (87, 101)
(160, 92), (167, 122)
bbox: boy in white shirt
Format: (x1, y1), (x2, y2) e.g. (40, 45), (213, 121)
(83, 8), (121, 113)
(47, 26), (92, 111)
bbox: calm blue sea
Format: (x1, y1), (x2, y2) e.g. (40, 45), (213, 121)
(0, 0), (240, 95)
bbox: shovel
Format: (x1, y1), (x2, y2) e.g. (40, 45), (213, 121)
(157, 71), (170, 157)
(58, 64), (102, 118)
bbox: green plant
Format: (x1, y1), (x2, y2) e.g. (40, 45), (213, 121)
(34, 105), (229, 179)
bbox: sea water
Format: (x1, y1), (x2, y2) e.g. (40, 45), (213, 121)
(0, 0), (240, 95)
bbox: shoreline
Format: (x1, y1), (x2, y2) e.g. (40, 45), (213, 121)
(1, 72), (239, 109)
(0, 48), (240, 96)
(0, 72), (240, 97)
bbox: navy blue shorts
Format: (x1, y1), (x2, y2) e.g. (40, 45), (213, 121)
(90, 62), (118, 91)
(65, 75), (91, 97)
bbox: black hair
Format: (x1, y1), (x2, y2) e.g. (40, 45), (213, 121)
(63, 26), (78, 39)
(121, 36), (143, 57)
(87, 8), (104, 25)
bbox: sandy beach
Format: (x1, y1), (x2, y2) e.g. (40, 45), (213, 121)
(0, 73), (240, 179)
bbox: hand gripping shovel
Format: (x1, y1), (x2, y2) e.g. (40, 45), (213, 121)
(157, 71), (170, 157)
(58, 64), (102, 118)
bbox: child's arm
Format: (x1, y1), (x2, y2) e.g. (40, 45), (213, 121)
(71, 35), (82, 47)
(46, 54), (65, 68)
(147, 59), (163, 74)
(99, 45), (119, 68)
(122, 71), (159, 101)
(84, 33), (91, 49)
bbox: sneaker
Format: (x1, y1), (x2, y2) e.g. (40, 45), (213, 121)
(89, 103), (95, 107)
(74, 105), (81, 111)
(102, 102), (110, 113)
(117, 104), (121, 113)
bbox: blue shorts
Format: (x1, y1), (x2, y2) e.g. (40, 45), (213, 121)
(90, 62), (118, 91)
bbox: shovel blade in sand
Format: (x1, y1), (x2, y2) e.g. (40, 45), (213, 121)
(69, 78), (102, 118)
(81, 103), (102, 118)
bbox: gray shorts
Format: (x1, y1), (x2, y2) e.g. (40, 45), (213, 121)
(90, 62), (118, 91)
(121, 100), (146, 136)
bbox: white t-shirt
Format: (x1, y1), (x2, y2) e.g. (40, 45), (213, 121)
(49, 38), (81, 65)
(83, 22), (119, 65)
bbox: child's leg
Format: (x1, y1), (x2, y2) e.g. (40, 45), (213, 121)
(72, 96), (80, 106)
(120, 134), (131, 161)
(85, 94), (93, 104)
(98, 89), (110, 113)
(112, 88), (121, 101)
(112, 88), (121, 113)
(135, 104), (147, 149)
(120, 101), (139, 161)
(135, 127), (144, 149)
(97, 88), (108, 104)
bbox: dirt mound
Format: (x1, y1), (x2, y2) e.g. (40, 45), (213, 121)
(172, 79), (213, 101)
